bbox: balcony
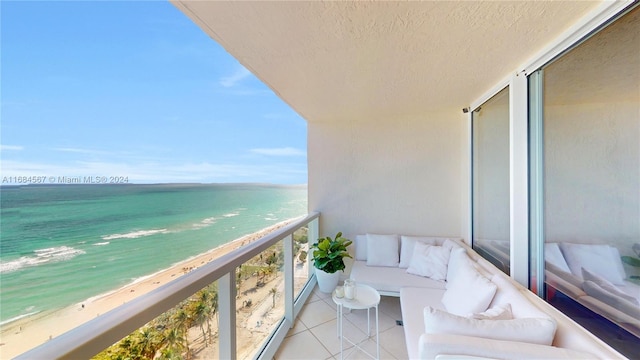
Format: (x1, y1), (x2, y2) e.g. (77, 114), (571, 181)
(15, 213), (405, 359)
(277, 286), (407, 359)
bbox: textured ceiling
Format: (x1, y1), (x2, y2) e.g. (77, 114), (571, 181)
(173, 1), (601, 123)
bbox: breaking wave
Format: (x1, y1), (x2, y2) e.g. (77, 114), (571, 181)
(0, 246), (86, 274)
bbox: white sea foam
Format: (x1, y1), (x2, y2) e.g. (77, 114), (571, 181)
(222, 212), (239, 218)
(0, 311), (41, 326)
(0, 246), (86, 274)
(102, 229), (169, 240)
(93, 242), (110, 246)
(192, 217), (217, 229)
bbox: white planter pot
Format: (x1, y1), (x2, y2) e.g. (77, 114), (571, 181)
(315, 268), (340, 293)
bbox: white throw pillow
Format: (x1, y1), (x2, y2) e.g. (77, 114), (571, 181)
(442, 238), (462, 251)
(442, 261), (497, 316)
(406, 243), (451, 281)
(583, 281), (640, 319)
(424, 306), (557, 346)
(366, 233), (399, 267)
(354, 234), (368, 261)
(471, 303), (513, 320)
(446, 248), (470, 288)
(399, 236), (438, 268)
(544, 243), (571, 273)
(489, 274), (551, 319)
(559, 243), (626, 285)
(582, 268), (639, 305)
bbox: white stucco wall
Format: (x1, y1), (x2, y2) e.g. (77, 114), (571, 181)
(308, 111), (467, 243)
(544, 102), (640, 247)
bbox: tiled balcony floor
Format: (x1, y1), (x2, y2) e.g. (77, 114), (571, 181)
(275, 286), (409, 359)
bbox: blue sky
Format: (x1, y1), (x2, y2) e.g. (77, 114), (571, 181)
(1, 1), (307, 185)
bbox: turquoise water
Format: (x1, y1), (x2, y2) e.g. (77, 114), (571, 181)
(0, 184), (307, 324)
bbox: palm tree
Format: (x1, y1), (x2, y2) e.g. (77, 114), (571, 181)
(137, 327), (161, 359)
(163, 327), (185, 356)
(191, 301), (210, 345)
(172, 309), (191, 357)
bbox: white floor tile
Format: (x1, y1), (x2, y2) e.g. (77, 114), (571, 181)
(275, 331), (332, 360)
(299, 298), (337, 329)
(309, 317), (366, 356)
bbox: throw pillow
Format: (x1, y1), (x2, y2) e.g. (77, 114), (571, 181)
(471, 303), (513, 320)
(559, 242), (625, 285)
(442, 260), (497, 316)
(445, 247), (470, 288)
(583, 281), (640, 319)
(366, 233), (400, 267)
(442, 238), (462, 251)
(582, 268), (639, 305)
(423, 306), (557, 346)
(544, 243), (572, 273)
(354, 234), (368, 261)
(399, 236), (438, 268)
(406, 242), (451, 281)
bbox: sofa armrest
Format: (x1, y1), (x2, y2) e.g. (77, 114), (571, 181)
(418, 333), (597, 360)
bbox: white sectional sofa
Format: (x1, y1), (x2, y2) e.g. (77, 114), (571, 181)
(544, 242), (640, 338)
(349, 234), (625, 359)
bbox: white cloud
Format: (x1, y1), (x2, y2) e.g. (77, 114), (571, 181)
(250, 147), (306, 157)
(1, 145), (24, 151)
(219, 66), (252, 88)
(53, 147), (111, 155)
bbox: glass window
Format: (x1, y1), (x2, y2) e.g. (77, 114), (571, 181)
(538, 5), (640, 356)
(472, 87), (510, 274)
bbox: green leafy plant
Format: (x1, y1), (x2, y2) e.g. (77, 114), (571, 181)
(310, 232), (352, 274)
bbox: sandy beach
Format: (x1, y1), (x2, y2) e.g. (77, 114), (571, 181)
(0, 218), (306, 359)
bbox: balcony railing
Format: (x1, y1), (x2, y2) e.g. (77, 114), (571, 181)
(16, 212), (320, 360)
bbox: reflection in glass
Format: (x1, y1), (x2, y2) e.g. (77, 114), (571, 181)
(540, 5), (640, 356)
(472, 87), (511, 274)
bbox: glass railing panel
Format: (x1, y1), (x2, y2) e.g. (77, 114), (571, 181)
(236, 239), (285, 359)
(293, 225), (310, 300)
(15, 213), (319, 360)
(92, 281), (219, 360)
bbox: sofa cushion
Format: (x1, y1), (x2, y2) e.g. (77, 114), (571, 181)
(559, 243), (626, 285)
(419, 334), (598, 360)
(582, 268), (639, 305)
(442, 260), (496, 316)
(355, 234), (368, 261)
(366, 233), (400, 267)
(351, 260), (446, 294)
(400, 236), (439, 268)
(400, 287), (447, 360)
(471, 303), (513, 320)
(489, 274), (551, 320)
(583, 281), (640, 319)
(424, 306), (557, 346)
(407, 243), (451, 281)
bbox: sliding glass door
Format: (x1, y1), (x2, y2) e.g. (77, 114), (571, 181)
(472, 87), (510, 274)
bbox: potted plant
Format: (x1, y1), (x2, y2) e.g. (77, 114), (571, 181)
(310, 232), (352, 293)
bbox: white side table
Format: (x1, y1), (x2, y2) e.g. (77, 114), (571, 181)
(332, 284), (380, 360)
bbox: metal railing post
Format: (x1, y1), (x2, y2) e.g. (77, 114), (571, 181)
(218, 271), (236, 360)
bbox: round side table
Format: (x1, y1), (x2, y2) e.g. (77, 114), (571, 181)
(332, 283), (380, 360)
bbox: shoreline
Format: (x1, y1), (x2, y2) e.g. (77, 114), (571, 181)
(0, 218), (300, 358)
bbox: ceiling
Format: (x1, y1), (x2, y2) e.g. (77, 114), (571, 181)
(172, 1), (601, 123)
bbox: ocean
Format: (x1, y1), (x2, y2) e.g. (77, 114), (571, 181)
(0, 183), (307, 325)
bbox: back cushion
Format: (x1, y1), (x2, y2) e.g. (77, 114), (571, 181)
(355, 234), (368, 261)
(399, 236), (439, 268)
(489, 274), (550, 319)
